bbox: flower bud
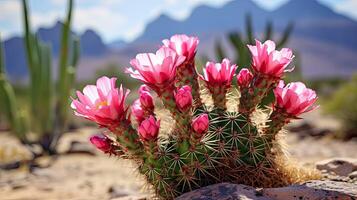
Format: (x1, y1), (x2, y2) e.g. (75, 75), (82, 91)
(89, 134), (112, 153)
(139, 91), (154, 111)
(139, 84), (151, 93)
(138, 115), (160, 141)
(131, 99), (145, 124)
(237, 68), (253, 87)
(192, 114), (209, 135)
(175, 85), (193, 112)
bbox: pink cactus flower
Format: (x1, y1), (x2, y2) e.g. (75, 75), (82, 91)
(175, 85), (193, 112)
(274, 81), (318, 116)
(90, 134), (112, 153)
(192, 114), (209, 135)
(138, 115), (160, 141)
(248, 39), (294, 78)
(162, 34), (199, 61)
(126, 47), (185, 93)
(200, 58), (237, 87)
(71, 76), (129, 127)
(131, 99), (145, 124)
(237, 68), (253, 87)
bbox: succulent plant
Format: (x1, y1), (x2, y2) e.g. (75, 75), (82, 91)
(72, 35), (319, 199)
(0, 0), (79, 155)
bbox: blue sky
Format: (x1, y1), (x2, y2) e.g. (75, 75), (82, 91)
(0, 0), (356, 43)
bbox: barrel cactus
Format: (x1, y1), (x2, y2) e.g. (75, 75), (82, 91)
(72, 35), (319, 199)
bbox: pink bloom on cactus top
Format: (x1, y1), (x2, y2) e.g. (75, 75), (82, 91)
(200, 58), (237, 86)
(237, 68), (253, 87)
(175, 85), (193, 112)
(192, 114), (209, 135)
(131, 99), (145, 124)
(248, 40), (294, 78)
(274, 81), (318, 116)
(126, 47), (185, 92)
(71, 76), (129, 127)
(162, 34), (199, 61)
(138, 115), (160, 141)
(90, 134), (112, 153)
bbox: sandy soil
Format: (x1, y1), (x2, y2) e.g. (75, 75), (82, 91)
(0, 124), (356, 200)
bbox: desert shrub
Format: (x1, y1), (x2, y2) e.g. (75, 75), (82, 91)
(324, 73), (357, 139)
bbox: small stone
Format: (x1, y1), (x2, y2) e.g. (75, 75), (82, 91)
(66, 141), (96, 156)
(349, 171), (357, 179)
(316, 158), (357, 176)
(10, 183), (26, 190)
(108, 185), (136, 199)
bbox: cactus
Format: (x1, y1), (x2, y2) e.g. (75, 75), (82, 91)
(0, 0), (79, 155)
(72, 35), (319, 199)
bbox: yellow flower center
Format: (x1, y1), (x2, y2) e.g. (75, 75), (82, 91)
(96, 101), (108, 109)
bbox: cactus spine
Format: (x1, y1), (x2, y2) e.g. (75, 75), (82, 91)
(0, 0), (79, 155)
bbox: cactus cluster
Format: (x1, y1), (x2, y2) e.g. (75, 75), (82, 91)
(72, 35), (318, 199)
(0, 0), (79, 155)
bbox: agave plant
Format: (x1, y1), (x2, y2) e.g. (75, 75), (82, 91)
(72, 34), (319, 199)
(0, 0), (79, 156)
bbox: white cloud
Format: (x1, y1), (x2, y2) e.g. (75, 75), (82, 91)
(0, 1), (20, 21)
(73, 6), (126, 41)
(334, 0), (357, 19)
(0, 1), (21, 39)
(123, 23), (145, 41)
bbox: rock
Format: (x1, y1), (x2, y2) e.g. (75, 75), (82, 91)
(316, 158), (357, 176)
(108, 185), (139, 199)
(176, 182), (270, 200)
(263, 180), (357, 199)
(288, 122), (333, 138)
(66, 141), (96, 156)
(288, 122), (314, 133)
(349, 171), (357, 179)
(176, 181), (357, 200)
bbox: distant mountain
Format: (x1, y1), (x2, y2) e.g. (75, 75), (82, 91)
(128, 0), (357, 78)
(2, 21), (107, 79)
(3, 0), (357, 80)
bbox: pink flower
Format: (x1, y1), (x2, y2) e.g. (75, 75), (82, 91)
(248, 40), (294, 78)
(192, 114), (209, 135)
(200, 58), (237, 87)
(71, 76), (129, 127)
(126, 47), (185, 93)
(175, 85), (193, 112)
(162, 34), (199, 61)
(138, 115), (160, 141)
(274, 81), (318, 116)
(131, 99), (145, 124)
(237, 68), (253, 87)
(90, 134), (112, 153)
